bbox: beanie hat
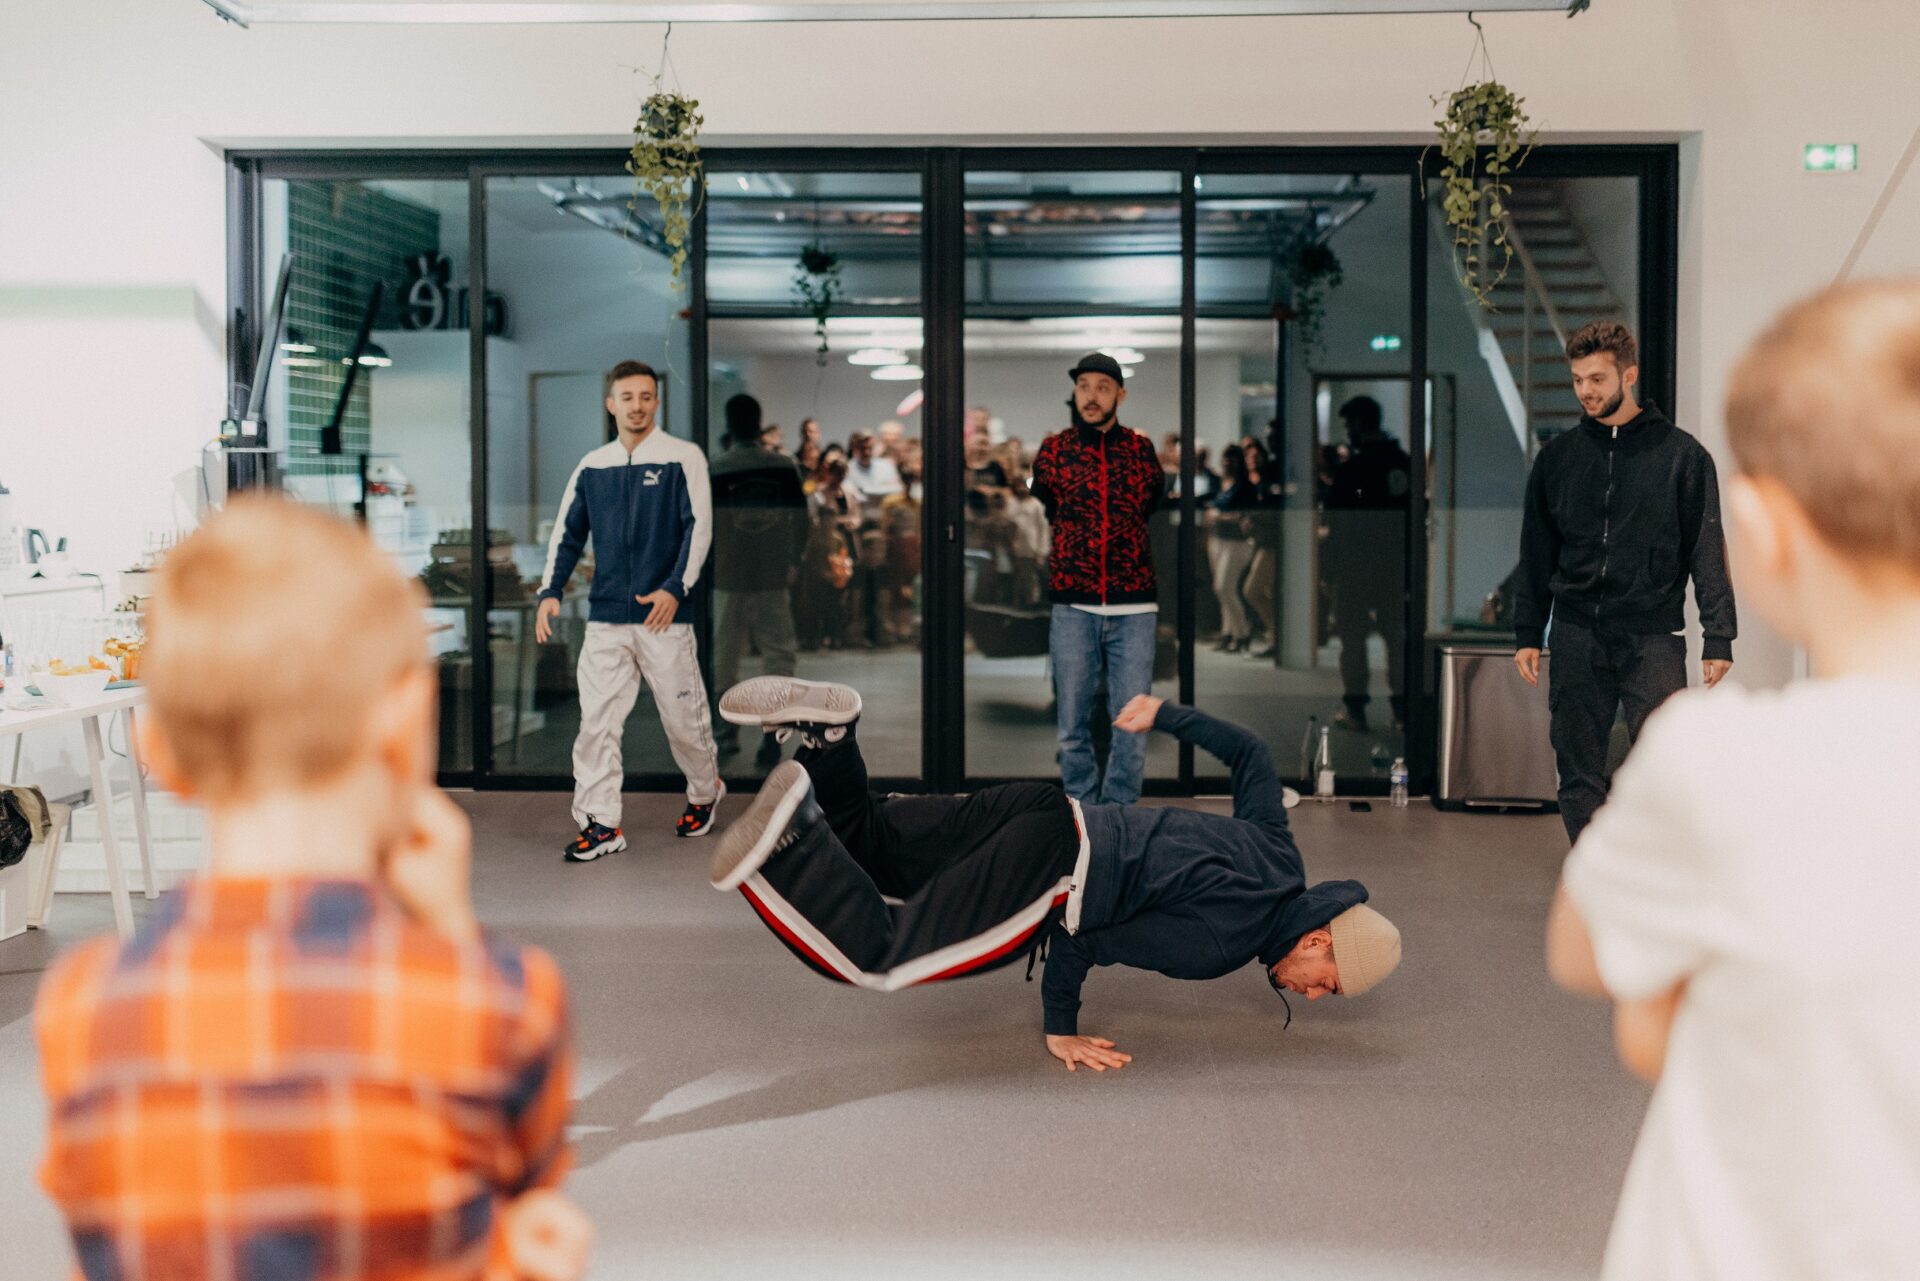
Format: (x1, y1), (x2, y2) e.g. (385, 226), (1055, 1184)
(1328, 904), (1401, 997)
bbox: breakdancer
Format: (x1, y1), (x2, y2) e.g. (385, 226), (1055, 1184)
(712, 678), (1402, 1071)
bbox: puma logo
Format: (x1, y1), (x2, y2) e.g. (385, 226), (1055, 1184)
(644, 469), (662, 485)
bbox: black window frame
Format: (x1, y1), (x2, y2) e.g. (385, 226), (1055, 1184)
(225, 143), (1678, 796)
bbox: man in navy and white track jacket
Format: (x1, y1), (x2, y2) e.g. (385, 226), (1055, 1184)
(535, 360), (723, 861)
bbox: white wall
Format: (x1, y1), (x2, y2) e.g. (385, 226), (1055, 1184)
(8, 0), (1920, 686)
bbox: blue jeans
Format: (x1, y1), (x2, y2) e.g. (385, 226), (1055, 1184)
(1050, 605), (1157, 805)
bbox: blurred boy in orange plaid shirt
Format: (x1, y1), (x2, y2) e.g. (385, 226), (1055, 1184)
(35, 497), (591, 1281)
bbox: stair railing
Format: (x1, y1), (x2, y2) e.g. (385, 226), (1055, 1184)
(1503, 211), (1571, 460)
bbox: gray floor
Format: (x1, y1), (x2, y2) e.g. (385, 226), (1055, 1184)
(0, 793), (1647, 1280)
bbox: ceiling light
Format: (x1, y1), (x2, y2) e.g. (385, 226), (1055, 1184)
(1101, 346), (1147, 365)
(895, 389), (925, 417)
(849, 348), (908, 367)
(736, 176), (752, 190)
(872, 364), (923, 382)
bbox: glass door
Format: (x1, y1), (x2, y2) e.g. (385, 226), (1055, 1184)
(479, 170), (692, 783)
(959, 168), (1187, 788)
(1193, 169), (1417, 790)
(704, 168), (926, 782)
(259, 175), (477, 773)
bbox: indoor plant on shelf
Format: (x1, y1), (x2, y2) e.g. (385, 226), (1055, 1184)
(627, 88), (705, 290)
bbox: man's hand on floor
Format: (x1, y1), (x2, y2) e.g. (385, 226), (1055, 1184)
(1112, 695), (1164, 734)
(1046, 1034), (1133, 1072)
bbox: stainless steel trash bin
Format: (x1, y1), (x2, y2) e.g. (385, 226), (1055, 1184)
(1435, 643), (1558, 811)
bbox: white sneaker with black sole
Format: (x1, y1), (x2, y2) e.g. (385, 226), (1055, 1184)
(711, 760), (818, 891)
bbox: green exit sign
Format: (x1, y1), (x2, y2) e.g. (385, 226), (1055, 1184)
(1805, 144), (1859, 173)
(1370, 334), (1403, 352)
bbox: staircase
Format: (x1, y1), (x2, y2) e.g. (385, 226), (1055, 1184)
(1483, 182), (1630, 453)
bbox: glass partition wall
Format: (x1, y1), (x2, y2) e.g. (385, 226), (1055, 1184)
(704, 169), (926, 782)
(961, 169), (1186, 785)
(1192, 169), (1416, 791)
(480, 171), (692, 783)
(231, 148), (1674, 793)
(259, 175), (477, 772)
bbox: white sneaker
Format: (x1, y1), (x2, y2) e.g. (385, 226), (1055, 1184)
(711, 761), (818, 890)
(719, 677), (862, 728)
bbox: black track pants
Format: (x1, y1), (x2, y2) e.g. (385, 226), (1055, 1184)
(737, 732), (1084, 989)
(1549, 619), (1688, 843)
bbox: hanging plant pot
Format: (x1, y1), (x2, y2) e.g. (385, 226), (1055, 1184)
(793, 241), (843, 365)
(627, 89), (705, 290)
(1431, 80), (1536, 309)
(1287, 240), (1344, 362)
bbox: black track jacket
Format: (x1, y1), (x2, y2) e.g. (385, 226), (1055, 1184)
(1513, 402), (1737, 661)
(1041, 704), (1367, 1037)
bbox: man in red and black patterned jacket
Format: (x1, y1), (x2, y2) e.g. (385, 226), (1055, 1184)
(1031, 352), (1166, 804)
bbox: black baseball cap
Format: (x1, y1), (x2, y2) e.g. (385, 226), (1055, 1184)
(1069, 352), (1126, 386)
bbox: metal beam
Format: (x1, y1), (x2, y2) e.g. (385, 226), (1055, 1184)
(201, 0), (1580, 26)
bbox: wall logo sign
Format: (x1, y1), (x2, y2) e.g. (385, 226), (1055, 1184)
(400, 253), (510, 336)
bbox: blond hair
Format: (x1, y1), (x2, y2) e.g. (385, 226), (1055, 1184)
(144, 496), (428, 803)
(1727, 279), (1920, 575)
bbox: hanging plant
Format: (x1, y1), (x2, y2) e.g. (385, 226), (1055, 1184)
(1286, 240), (1344, 361)
(1429, 15), (1539, 310)
(793, 240), (843, 365)
(627, 88), (705, 289)
(1432, 81), (1536, 308)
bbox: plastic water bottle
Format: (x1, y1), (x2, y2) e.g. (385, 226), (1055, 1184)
(1314, 725), (1336, 803)
(1389, 757), (1409, 808)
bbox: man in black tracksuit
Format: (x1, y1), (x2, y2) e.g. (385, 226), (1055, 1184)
(1514, 322), (1737, 843)
(709, 676), (1403, 1072)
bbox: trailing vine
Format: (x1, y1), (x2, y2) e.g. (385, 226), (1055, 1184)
(626, 28), (703, 290)
(793, 240), (843, 365)
(1287, 240), (1344, 361)
(1429, 15), (1537, 308)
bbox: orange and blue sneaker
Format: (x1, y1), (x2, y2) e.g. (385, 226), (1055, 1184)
(564, 821), (626, 863)
(676, 781), (727, 839)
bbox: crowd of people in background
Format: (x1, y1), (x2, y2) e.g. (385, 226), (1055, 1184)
(731, 393), (1411, 738)
(736, 403), (1052, 653)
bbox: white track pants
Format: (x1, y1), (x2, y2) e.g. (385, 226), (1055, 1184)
(572, 621), (721, 828)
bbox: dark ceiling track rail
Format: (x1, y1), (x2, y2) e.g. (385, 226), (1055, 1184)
(200, 0), (1587, 23)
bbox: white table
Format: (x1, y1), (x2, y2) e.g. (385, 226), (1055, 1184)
(1, 685), (156, 938)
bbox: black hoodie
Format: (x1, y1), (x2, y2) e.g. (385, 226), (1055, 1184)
(1513, 402), (1737, 660)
